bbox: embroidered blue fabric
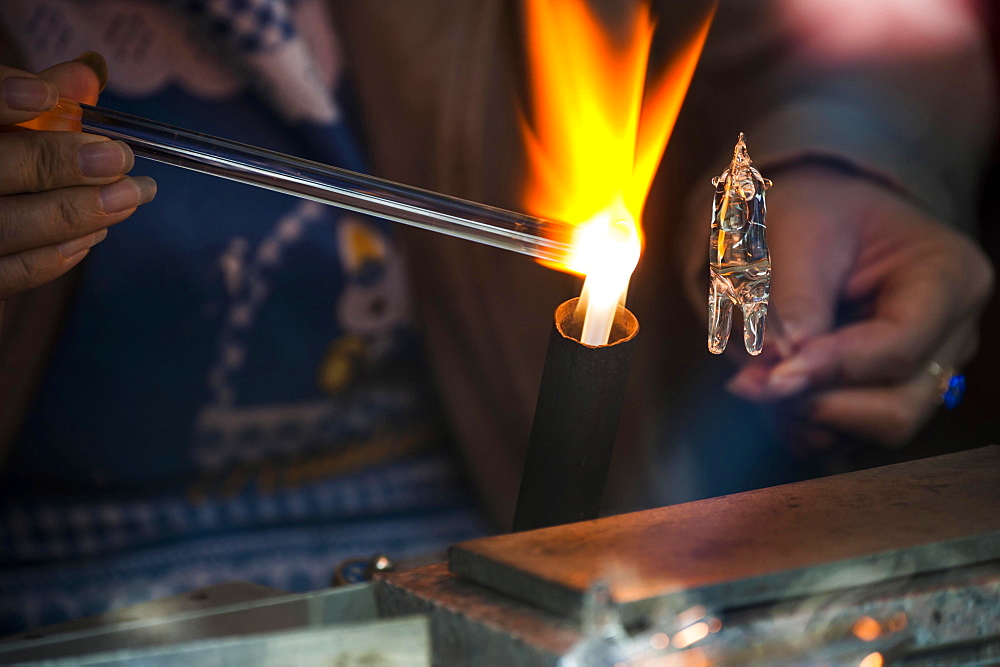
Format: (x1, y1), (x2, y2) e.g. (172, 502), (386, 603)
(0, 0), (488, 633)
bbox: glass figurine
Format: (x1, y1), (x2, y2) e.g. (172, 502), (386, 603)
(708, 133), (773, 356)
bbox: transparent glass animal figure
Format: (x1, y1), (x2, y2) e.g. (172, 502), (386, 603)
(708, 134), (773, 355)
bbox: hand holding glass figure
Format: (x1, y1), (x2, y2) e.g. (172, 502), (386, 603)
(706, 134), (987, 450)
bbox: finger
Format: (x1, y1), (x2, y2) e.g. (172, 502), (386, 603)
(726, 360), (778, 398)
(768, 263), (956, 391)
(37, 56), (104, 105)
(0, 54), (105, 130)
(765, 173), (857, 345)
(0, 234), (104, 301)
(726, 324), (793, 400)
(0, 131), (135, 195)
(805, 380), (939, 448)
(0, 66), (59, 125)
(803, 326), (975, 447)
(0, 176), (156, 255)
(728, 358), (808, 401)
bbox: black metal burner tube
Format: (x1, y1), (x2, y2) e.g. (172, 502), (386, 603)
(512, 297), (639, 532)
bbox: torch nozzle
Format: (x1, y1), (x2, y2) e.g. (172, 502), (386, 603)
(20, 99), (578, 265)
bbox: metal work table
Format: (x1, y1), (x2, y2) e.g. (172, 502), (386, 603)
(3, 447), (998, 664)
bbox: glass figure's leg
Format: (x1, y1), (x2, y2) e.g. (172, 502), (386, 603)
(708, 272), (734, 354)
(742, 300), (767, 356)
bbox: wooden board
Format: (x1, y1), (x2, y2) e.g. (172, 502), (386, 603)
(450, 446), (1000, 623)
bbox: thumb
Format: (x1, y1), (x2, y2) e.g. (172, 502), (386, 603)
(0, 65), (59, 125)
(38, 52), (106, 105)
(0, 53), (106, 128)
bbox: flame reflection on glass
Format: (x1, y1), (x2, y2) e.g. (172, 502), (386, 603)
(672, 621), (710, 649)
(851, 616), (883, 642)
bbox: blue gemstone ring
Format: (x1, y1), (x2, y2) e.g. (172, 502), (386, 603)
(928, 362), (965, 410)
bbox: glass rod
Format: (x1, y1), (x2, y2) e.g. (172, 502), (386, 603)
(26, 100), (577, 266)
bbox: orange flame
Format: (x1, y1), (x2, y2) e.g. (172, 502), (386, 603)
(520, 0), (715, 276)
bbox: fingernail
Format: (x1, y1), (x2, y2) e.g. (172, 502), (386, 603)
(73, 51), (109, 92)
(78, 140), (133, 178)
(766, 372), (810, 397)
(58, 228), (107, 258)
(1, 76), (57, 111)
(99, 176), (157, 213)
(770, 352), (817, 384)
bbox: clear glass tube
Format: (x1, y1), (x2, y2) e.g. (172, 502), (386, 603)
(25, 100), (577, 265)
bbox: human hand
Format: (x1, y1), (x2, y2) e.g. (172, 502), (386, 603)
(0, 57), (156, 300)
(692, 165), (994, 451)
